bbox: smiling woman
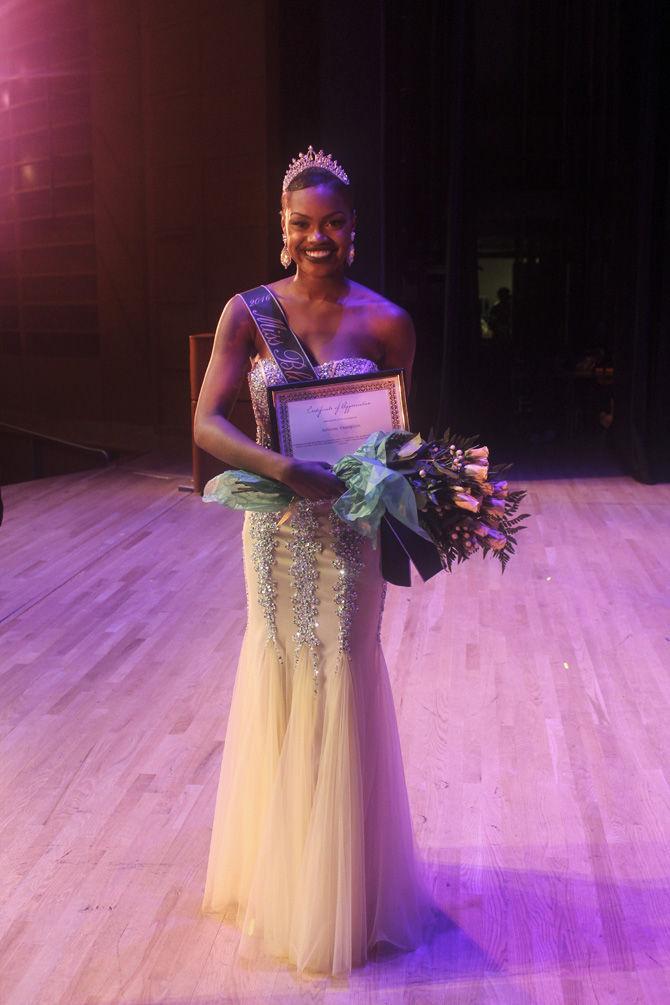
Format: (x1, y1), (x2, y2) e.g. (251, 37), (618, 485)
(281, 162), (356, 270)
(195, 146), (439, 978)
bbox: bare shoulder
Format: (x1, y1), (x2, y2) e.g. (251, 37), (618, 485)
(349, 281), (415, 346)
(347, 280), (406, 314)
(265, 277), (292, 296)
(211, 292), (256, 355)
(375, 298), (415, 340)
(214, 291), (247, 326)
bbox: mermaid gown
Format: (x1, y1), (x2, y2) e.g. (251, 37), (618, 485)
(201, 355), (435, 976)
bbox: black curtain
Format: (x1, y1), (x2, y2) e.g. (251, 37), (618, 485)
(383, 0), (479, 438)
(274, 0), (385, 291)
(436, 0), (479, 437)
(611, 0), (670, 483)
(275, 0), (670, 481)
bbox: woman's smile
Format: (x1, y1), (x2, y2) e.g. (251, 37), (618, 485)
(282, 183), (355, 275)
(303, 247), (336, 261)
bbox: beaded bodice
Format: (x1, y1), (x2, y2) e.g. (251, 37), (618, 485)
(245, 354), (385, 694)
(248, 356), (379, 448)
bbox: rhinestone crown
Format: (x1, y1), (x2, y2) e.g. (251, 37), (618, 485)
(282, 145), (350, 191)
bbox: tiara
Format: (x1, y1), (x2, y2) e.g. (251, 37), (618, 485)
(282, 145), (350, 191)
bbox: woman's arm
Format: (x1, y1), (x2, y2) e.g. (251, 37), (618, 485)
(194, 296), (344, 499)
(193, 296), (292, 481)
(378, 303), (416, 395)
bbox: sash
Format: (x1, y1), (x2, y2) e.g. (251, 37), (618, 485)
(237, 285), (318, 383)
(237, 284), (442, 586)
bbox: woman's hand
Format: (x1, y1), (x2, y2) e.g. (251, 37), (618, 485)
(280, 459), (346, 501)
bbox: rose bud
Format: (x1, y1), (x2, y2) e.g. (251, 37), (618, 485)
(484, 526), (507, 550)
(483, 497), (506, 514)
(453, 492), (482, 512)
(465, 446), (489, 462)
(463, 463), (489, 482)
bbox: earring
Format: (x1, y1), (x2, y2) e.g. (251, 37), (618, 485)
(347, 230), (356, 266)
(280, 236), (291, 270)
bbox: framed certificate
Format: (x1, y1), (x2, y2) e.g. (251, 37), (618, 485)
(267, 369), (409, 466)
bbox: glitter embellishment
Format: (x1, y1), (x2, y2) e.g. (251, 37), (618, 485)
(246, 356), (380, 686)
(288, 499), (323, 692)
(376, 581), (388, 643)
(330, 510), (364, 657)
(249, 510), (281, 657)
(283, 146), (350, 192)
(248, 360), (281, 449)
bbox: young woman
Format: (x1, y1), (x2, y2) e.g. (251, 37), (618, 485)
(195, 147), (436, 977)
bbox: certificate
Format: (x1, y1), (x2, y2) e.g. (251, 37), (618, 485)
(267, 369), (409, 466)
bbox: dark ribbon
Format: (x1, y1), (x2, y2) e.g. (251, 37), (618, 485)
(237, 284), (442, 587)
(380, 513), (443, 585)
(238, 285), (318, 383)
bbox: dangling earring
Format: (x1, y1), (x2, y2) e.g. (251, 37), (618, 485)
(347, 230), (356, 266)
(280, 235), (291, 270)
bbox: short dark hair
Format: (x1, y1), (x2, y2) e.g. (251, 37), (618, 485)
(282, 166), (355, 209)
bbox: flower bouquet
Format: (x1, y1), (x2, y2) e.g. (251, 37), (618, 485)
(203, 428), (529, 574)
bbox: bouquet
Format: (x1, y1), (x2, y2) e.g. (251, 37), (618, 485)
(203, 428), (530, 574)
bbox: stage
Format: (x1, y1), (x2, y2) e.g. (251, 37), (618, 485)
(1, 444), (669, 1004)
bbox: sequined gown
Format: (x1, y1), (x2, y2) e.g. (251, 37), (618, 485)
(201, 356), (435, 977)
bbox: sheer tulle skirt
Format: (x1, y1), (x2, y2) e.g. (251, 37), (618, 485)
(201, 509), (435, 977)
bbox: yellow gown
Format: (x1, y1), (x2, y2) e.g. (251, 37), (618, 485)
(201, 356), (436, 976)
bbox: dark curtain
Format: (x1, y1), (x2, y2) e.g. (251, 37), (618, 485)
(612, 0), (670, 483)
(275, 0), (669, 481)
(383, 0), (479, 438)
(436, 0), (479, 437)
(274, 0), (385, 290)
(383, 0), (670, 477)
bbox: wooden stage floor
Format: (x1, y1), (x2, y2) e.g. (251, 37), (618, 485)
(1, 444), (669, 1004)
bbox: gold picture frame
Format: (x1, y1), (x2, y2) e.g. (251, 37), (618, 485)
(267, 368), (409, 466)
